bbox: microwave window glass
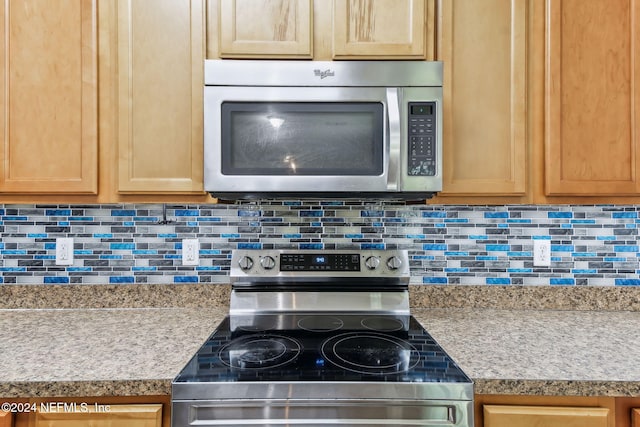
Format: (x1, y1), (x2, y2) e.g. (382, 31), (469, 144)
(221, 102), (384, 175)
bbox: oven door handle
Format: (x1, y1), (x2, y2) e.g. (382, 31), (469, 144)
(386, 88), (401, 191)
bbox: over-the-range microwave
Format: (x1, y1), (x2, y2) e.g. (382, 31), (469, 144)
(203, 59), (443, 201)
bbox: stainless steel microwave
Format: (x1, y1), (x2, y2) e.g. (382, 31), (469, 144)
(203, 60), (443, 201)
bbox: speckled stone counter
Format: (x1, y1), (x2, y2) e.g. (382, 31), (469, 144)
(1, 284), (640, 398)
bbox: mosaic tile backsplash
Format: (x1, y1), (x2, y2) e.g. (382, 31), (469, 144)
(1, 202), (640, 286)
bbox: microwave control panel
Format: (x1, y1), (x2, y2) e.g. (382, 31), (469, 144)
(407, 102), (437, 176)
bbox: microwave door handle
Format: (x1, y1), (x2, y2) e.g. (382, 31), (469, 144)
(386, 88), (401, 191)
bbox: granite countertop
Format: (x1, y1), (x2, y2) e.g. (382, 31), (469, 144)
(1, 284), (640, 398)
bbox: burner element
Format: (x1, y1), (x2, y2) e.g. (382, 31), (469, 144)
(321, 332), (420, 375)
(298, 315), (344, 332)
(361, 316), (405, 332)
(219, 335), (301, 370)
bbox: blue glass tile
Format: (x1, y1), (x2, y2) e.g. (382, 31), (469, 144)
(174, 276), (199, 283)
(68, 267), (92, 272)
(486, 244), (510, 251)
(27, 233), (47, 238)
(110, 243), (135, 250)
(132, 267), (157, 271)
(3, 216), (28, 221)
(109, 276), (135, 284)
(551, 245), (574, 252)
(238, 210), (261, 217)
(507, 219), (532, 224)
(413, 255), (435, 260)
(605, 257), (626, 262)
(498, 224), (509, 228)
(35, 255), (55, 260)
(548, 212), (573, 218)
(174, 209), (198, 216)
(422, 211), (447, 218)
(444, 219), (469, 223)
(69, 217), (94, 221)
(484, 212), (509, 218)
(165, 254), (181, 259)
(626, 224), (637, 229)
(0, 267), (26, 272)
(134, 217), (158, 222)
(597, 236), (616, 240)
(445, 251), (469, 256)
(94, 234), (113, 238)
(187, 221), (198, 226)
(361, 210), (384, 217)
(0, 243), (4, 249)
(46, 209), (71, 216)
(615, 245), (639, 252)
(613, 212), (638, 218)
(0, 277), (3, 283)
(58, 221), (70, 226)
(124, 221), (134, 226)
(196, 266), (221, 271)
(572, 269), (597, 274)
(158, 233), (178, 238)
(100, 255), (122, 260)
(74, 250), (92, 255)
(423, 277), (448, 284)
(44, 243), (56, 250)
(300, 210), (323, 217)
(551, 278), (575, 285)
(571, 219), (596, 224)
(200, 250), (222, 255)
(616, 279), (640, 286)
(423, 244), (447, 251)
(1, 250), (27, 255)
(507, 251), (531, 257)
(435, 223), (446, 228)
(111, 209), (136, 216)
(572, 252), (597, 257)
(561, 224), (572, 229)
(476, 256), (498, 261)
(486, 278), (511, 285)
(197, 217), (222, 222)
(222, 233), (241, 238)
(133, 250), (158, 255)
(45, 277), (69, 284)
(238, 243), (262, 249)
(406, 234), (426, 239)
(469, 235), (488, 240)
(445, 268), (469, 273)
(0, 209), (4, 215)
(508, 268), (532, 273)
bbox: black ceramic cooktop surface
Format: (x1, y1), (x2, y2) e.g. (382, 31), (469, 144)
(174, 314), (471, 384)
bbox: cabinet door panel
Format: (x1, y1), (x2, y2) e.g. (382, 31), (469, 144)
(484, 405), (609, 427)
(545, 0), (640, 195)
(633, 408), (640, 427)
(219, 0), (312, 58)
(333, 0), (428, 58)
(0, 0), (98, 194)
(438, 0), (526, 195)
(31, 403), (161, 427)
(0, 410), (12, 427)
(117, 0), (204, 193)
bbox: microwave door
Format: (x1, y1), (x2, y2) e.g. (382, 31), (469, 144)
(204, 86), (392, 196)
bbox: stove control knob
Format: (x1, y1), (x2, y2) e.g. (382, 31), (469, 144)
(365, 256), (380, 270)
(238, 256), (254, 271)
(386, 256), (403, 271)
(260, 255), (276, 270)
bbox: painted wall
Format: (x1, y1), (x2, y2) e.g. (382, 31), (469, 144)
(1, 202), (639, 286)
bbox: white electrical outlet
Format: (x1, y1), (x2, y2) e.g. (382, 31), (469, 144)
(533, 239), (551, 267)
(55, 237), (74, 265)
(182, 238), (200, 266)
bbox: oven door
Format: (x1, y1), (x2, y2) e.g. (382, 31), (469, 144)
(203, 86), (436, 199)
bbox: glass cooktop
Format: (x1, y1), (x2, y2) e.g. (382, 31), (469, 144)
(174, 314), (471, 384)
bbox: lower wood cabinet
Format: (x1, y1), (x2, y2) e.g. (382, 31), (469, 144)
(484, 405), (610, 427)
(30, 403), (161, 427)
(0, 411), (13, 427)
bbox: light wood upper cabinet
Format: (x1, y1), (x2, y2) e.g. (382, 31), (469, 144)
(633, 408), (640, 427)
(436, 0), (527, 197)
(30, 404), (161, 427)
(544, 0), (640, 196)
(218, 0), (313, 58)
(0, 0), (98, 194)
(333, 0), (430, 59)
(117, 0), (205, 194)
(484, 405), (611, 427)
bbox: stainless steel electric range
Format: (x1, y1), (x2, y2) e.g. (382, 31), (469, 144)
(172, 250), (473, 426)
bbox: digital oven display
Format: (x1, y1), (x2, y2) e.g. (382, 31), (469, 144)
(280, 253), (360, 272)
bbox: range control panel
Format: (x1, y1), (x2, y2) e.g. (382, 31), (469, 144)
(407, 102), (437, 176)
(230, 249), (410, 279)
